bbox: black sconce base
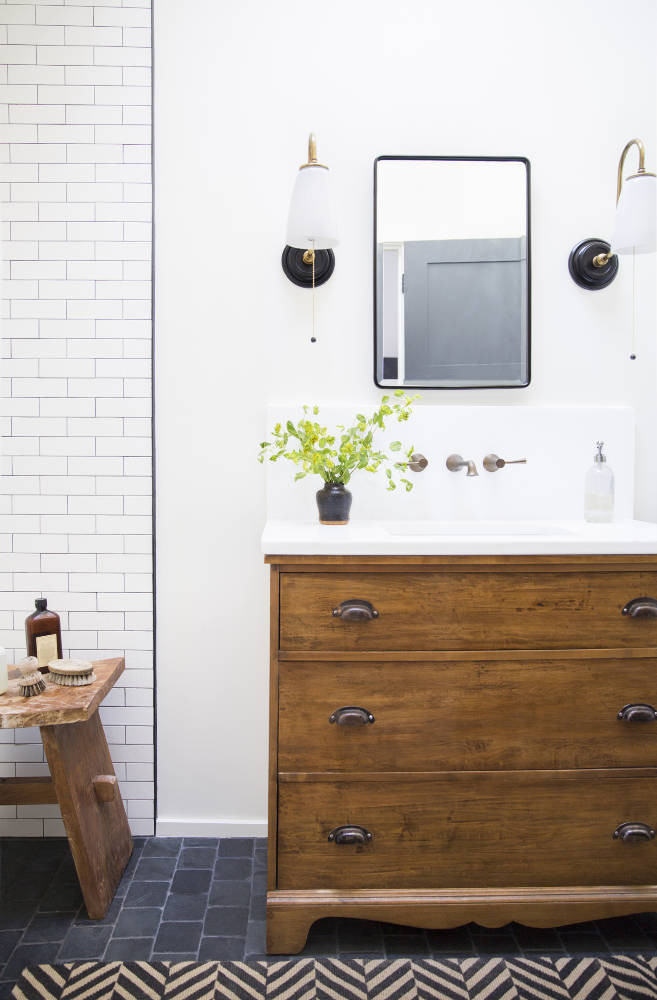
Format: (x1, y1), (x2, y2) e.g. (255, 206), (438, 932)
(568, 238), (618, 289)
(281, 246), (335, 288)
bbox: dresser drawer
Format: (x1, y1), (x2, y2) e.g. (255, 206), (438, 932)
(279, 571), (657, 651)
(277, 771), (657, 889)
(278, 655), (657, 773)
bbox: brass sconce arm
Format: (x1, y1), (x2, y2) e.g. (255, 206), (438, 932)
(593, 139), (652, 268)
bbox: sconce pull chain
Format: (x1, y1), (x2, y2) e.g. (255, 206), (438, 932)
(311, 240), (317, 343)
(630, 247), (637, 360)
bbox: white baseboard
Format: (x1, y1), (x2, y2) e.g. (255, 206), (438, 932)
(156, 818), (267, 837)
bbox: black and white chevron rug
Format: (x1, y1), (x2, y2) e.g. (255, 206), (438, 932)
(11, 957), (657, 1000)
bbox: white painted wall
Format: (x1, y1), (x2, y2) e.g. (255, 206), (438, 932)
(154, 0), (657, 834)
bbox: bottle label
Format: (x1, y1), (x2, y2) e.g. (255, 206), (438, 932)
(36, 633), (58, 669)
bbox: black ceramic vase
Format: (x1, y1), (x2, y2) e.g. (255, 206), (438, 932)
(316, 482), (352, 525)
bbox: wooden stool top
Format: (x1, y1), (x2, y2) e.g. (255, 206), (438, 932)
(0, 657), (125, 729)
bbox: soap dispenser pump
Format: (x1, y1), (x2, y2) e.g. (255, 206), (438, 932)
(584, 441), (614, 523)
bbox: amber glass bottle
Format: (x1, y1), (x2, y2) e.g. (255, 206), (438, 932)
(25, 598), (62, 672)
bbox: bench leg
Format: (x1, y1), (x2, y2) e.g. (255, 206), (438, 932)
(41, 713), (133, 919)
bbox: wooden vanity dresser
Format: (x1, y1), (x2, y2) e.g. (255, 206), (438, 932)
(265, 553), (657, 954)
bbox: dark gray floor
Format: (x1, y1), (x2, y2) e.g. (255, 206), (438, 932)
(1, 836), (656, 996)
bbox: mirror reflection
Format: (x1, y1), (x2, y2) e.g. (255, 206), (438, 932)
(375, 157), (530, 388)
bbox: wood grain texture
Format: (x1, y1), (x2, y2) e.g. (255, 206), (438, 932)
(279, 656), (657, 772)
(41, 712), (132, 918)
(0, 776), (57, 805)
(277, 770), (657, 889)
(266, 886), (657, 954)
(267, 554), (657, 569)
(268, 566), (280, 892)
(0, 658), (124, 729)
(267, 554), (657, 952)
(280, 571), (657, 651)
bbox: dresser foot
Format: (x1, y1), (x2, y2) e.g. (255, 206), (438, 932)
(266, 900), (313, 955)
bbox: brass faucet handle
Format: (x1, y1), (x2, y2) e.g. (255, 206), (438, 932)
(483, 453), (527, 472)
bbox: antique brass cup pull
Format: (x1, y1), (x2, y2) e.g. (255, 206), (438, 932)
(329, 707), (375, 726)
(622, 597), (657, 618)
(617, 703), (657, 722)
(332, 599), (379, 621)
(328, 825), (373, 845)
(613, 822), (656, 843)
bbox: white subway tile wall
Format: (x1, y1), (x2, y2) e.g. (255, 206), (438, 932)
(0, 0), (153, 836)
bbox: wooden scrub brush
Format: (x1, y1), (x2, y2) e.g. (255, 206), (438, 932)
(18, 656), (46, 698)
(47, 658), (96, 687)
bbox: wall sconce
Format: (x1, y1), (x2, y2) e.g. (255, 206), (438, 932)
(568, 138), (656, 290)
(281, 133), (339, 288)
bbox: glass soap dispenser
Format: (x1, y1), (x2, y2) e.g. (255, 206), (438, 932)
(584, 441), (614, 523)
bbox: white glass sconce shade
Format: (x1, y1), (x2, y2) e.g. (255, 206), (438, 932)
(285, 164), (339, 250)
(611, 173), (657, 255)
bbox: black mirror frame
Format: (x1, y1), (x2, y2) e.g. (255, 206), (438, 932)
(373, 155), (532, 390)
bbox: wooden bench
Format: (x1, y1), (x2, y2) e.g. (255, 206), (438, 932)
(0, 657), (133, 918)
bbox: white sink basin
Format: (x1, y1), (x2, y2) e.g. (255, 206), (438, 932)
(384, 521), (575, 537)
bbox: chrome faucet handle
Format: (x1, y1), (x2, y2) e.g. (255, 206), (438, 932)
(483, 453), (527, 472)
(446, 454), (479, 477)
(408, 453), (428, 473)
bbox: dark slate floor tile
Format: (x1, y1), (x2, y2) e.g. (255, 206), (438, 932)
(163, 894), (208, 922)
(4, 942), (62, 981)
(511, 924), (564, 952)
(213, 858), (252, 881)
(183, 838), (219, 848)
(134, 857), (176, 881)
(154, 921), (203, 954)
(301, 919), (338, 956)
(596, 916), (653, 950)
(23, 912), (75, 943)
(76, 898), (122, 926)
(558, 932), (609, 954)
(385, 934), (430, 955)
(0, 930), (21, 962)
(382, 923), (428, 936)
(141, 838), (182, 859)
(113, 907), (162, 938)
(209, 880), (251, 908)
(204, 906), (249, 937)
(105, 937), (155, 961)
(426, 927), (475, 954)
(249, 893), (266, 921)
(471, 933), (520, 955)
(58, 924), (113, 959)
(555, 921), (600, 934)
(4, 871), (54, 901)
(179, 848), (217, 869)
(39, 883), (83, 912)
(0, 903), (35, 930)
(171, 869), (212, 895)
(124, 881), (169, 908)
(337, 919), (384, 954)
(199, 936), (245, 960)
(218, 839), (254, 858)
(151, 952), (199, 962)
(634, 912), (657, 933)
(244, 920), (266, 957)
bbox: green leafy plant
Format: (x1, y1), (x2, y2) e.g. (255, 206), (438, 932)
(258, 391), (420, 492)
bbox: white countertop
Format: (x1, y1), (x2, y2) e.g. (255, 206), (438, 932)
(261, 519), (657, 556)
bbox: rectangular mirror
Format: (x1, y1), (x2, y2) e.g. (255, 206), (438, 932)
(374, 156), (531, 389)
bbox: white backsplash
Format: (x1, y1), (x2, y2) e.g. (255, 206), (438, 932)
(264, 405), (635, 523)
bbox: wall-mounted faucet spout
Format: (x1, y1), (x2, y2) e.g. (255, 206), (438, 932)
(446, 454), (479, 477)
